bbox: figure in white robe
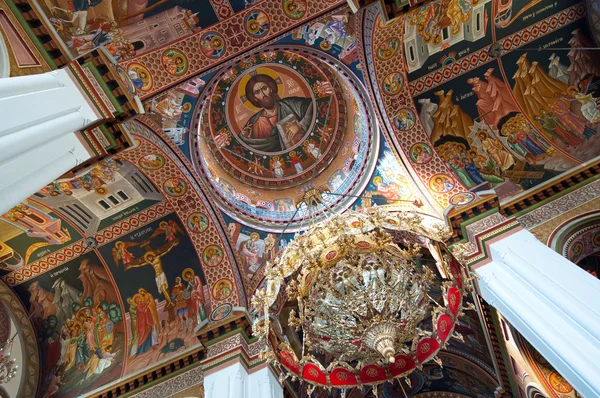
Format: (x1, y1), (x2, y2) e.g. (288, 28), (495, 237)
(548, 53), (570, 84)
(418, 98), (438, 136)
(52, 278), (81, 323)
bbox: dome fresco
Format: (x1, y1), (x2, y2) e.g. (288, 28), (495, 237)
(192, 46), (380, 230)
(3, 0), (600, 396)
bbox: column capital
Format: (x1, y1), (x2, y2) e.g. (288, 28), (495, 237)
(60, 47), (145, 169)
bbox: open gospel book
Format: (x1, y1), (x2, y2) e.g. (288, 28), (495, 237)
(276, 114), (303, 150)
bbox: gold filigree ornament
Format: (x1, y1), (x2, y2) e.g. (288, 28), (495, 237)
(252, 190), (473, 394)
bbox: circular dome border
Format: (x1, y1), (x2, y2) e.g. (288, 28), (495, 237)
(202, 50), (348, 190)
(190, 45), (380, 231)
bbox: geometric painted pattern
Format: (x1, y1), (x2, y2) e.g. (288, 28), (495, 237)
(361, 6), (468, 208)
(120, 0), (346, 99)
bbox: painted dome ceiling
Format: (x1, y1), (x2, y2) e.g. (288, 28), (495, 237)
(192, 46), (379, 230)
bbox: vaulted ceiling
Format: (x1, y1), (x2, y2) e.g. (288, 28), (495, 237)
(2, 0), (600, 396)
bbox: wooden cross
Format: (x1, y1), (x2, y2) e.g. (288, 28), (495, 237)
(503, 161), (544, 183)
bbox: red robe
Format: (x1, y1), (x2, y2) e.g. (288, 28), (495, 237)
(136, 302), (153, 350)
(45, 338), (61, 375)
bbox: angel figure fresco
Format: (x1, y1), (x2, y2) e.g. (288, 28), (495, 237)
(270, 156), (285, 178)
(148, 220), (183, 244)
(573, 88), (600, 124)
(112, 241), (139, 268)
(303, 139), (322, 159)
(128, 288), (159, 357)
(125, 240), (178, 309)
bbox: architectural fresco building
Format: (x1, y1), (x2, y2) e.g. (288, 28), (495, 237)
(0, 0), (599, 397)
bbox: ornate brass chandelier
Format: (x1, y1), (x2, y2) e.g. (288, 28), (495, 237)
(0, 338), (17, 384)
(252, 192), (472, 395)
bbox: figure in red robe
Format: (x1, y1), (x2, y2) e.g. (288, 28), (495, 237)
(134, 296), (154, 356)
(45, 334), (62, 379)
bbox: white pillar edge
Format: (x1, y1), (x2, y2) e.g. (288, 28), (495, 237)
(476, 229), (600, 397)
(203, 361), (283, 398)
(0, 70), (102, 214)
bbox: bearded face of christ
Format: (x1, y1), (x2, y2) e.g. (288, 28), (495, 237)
(246, 75), (279, 110)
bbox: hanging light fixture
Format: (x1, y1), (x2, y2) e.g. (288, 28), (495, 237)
(252, 189), (473, 395)
(0, 338), (17, 384)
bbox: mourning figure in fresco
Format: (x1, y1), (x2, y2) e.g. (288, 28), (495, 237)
(123, 255), (208, 373)
(128, 288), (159, 357)
(239, 74), (314, 153)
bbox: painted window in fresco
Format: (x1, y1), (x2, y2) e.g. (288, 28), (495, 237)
(0, 203), (82, 276)
(34, 159), (164, 235)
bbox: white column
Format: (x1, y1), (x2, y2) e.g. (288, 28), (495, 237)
(203, 362), (283, 398)
(0, 70), (100, 215)
(475, 229), (600, 397)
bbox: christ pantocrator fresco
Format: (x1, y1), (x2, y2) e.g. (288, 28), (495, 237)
(238, 73), (314, 153)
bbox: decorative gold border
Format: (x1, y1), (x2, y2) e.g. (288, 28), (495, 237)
(0, 281), (39, 398)
(0, 0), (50, 76)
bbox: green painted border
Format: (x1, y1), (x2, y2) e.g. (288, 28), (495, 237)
(453, 207), (500, 245)
(80, 61), (124, 114)
(79, 132), (101, 157)
(465, 222), (521, 267)
(4, 0), (57, 68)
(99, 124), (117, 150)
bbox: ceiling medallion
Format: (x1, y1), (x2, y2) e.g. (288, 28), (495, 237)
(252, 192), (473, 394)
